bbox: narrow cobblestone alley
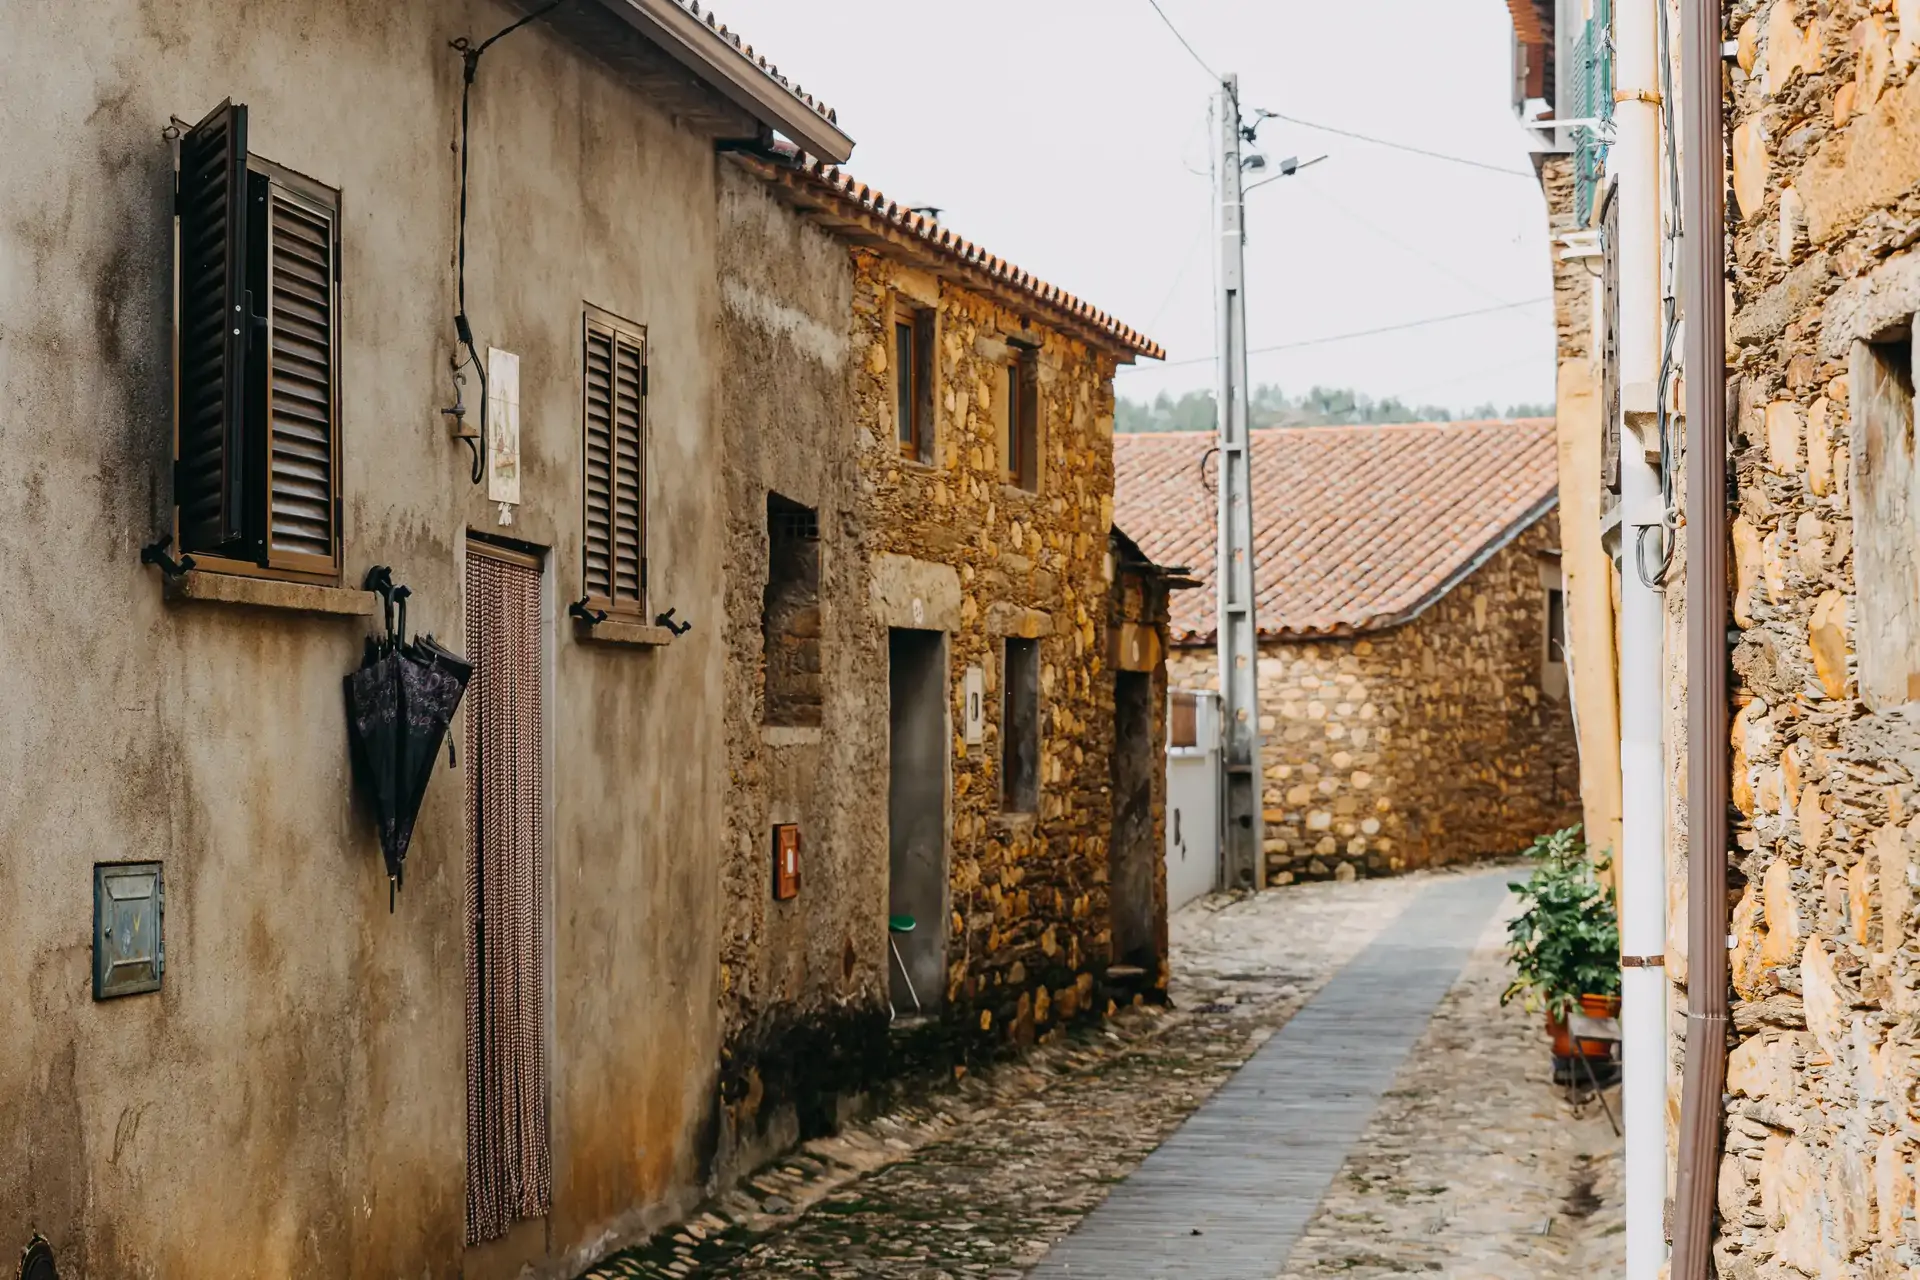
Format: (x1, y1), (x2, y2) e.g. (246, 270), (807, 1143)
(581, 866), (1621, 1279)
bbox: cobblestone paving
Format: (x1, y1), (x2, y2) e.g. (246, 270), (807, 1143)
(579, 868), (1624, 1279)
(1275, 892), (1625, 1278)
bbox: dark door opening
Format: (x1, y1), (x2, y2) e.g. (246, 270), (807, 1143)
(1110, 671), (1156, 970)
(888, 629), (948, 1013)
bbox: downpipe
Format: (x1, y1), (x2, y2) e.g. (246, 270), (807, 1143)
(1671, 0), (1732, 1273)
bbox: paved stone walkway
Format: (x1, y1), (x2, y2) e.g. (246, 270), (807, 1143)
(579, 867), (1623, 1279)
(1030, 872), (1508, 1278)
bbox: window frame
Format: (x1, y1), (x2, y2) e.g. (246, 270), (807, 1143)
(893, 300), (935, 463)
(580, 304), (650, 620)
(171, 104), (344, 587)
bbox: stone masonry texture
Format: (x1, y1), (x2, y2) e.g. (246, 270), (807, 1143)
(1708, 0), (1920, 1275)
(1168, 519), (1580, 883)
(578, 871), (1623, 1280)
(710, 165), (1173, 1202)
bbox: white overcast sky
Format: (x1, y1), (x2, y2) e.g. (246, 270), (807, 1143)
(712, 0), (1556, 415)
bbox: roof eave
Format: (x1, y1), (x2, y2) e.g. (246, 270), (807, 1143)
(727, 153), (1163, 361)
(590, 0), (855, 163)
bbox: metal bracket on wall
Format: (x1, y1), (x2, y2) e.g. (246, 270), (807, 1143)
(568, 598), (608, 627)
(140, 534), (196, 579)
(654, 607), (692, 637)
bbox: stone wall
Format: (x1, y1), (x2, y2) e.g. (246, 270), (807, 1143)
(1705, 2), (1920, 1273)
(1168, 519), (1579, 883)
(711, 177), (1172, 1181)
(714, 167), (888, 1178)
(849, 249), (1171, 1042)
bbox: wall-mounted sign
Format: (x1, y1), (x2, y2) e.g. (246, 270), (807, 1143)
(772, 824), (801, 900)
(963, 665), (986, 746)
(486, 347), (522, 508)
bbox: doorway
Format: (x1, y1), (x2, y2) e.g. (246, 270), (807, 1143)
(1110, 671), (1157, 968)
(463, 541), (551, 1245)
(888, 629), (948, 1013)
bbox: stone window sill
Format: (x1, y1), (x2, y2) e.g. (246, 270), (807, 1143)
(990, 811), (1039, 835)
(574, 618), (675, 647)
(762, 725), (823, 747)
(164, 570), (376, 619)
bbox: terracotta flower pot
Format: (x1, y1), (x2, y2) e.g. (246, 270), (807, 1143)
(1546, 993), (1621, 1059)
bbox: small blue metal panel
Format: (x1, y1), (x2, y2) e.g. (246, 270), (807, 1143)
(94, 862), (164, 999)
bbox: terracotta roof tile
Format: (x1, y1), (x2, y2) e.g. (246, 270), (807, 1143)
(750, 146), (1164, 361)
(1114, 419), (1559, 642)
(680, 0), (842, 129)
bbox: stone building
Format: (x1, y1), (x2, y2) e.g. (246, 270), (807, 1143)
(0, 1), (1171, 1276)
(1681, 0), (1920, 1272)
(1116, 419), (1579, 884)
(709, 147), (1177, 1168)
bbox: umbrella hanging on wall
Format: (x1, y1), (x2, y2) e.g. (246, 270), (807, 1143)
(346, 567), (472, 911)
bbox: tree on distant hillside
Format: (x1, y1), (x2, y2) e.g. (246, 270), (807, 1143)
(1114, 385), (1552, 433)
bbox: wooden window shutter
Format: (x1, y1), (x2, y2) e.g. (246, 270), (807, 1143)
(174, 104), (343, 580)
(174, 100), (251, 555)
(582, 313), (646, 614)
(261, 181), (340, 572)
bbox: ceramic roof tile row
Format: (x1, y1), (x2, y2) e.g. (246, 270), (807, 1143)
(1113, 419), (1559, 643)
(678, 0), (840, 128)
(766, 146), (1164, 360)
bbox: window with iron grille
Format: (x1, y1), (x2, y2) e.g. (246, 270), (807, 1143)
(173, 100), (343, 583)
(581, 308), (648, 616)
(1007, 347), (1040, 491)
(894, 302), (935, 462)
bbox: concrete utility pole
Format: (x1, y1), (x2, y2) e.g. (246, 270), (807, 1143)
(1214, 73), (1264, 891)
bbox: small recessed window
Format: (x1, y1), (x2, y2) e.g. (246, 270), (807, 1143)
(763, 494), (822, 727)
(1545, 587), (1567, 666)
(1001, 637), (1040, 813)
(894, 302), (934, 462)
(1006, 348), (1039, 490)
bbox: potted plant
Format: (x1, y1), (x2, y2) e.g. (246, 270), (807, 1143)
(1500, 826), (1621, 1085)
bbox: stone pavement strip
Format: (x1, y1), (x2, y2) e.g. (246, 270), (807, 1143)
(1029, 871), (1507, 1279)
(578, 867), (1623, 1279)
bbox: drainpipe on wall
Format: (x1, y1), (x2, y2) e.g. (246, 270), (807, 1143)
(1611, 0), (1669, 1272)
(1671, 0), (1731, 1273)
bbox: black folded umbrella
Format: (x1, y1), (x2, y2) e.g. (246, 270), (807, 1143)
(346, 574), (471, 909)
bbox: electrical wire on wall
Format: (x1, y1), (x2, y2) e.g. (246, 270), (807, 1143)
(444, 0), (567, 485)
(1635, 0), (1685, 589)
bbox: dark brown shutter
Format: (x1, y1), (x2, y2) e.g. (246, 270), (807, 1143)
(1016, 354), (1040, 490)
(175, 100), (250, 554)
(264, 185), (339, 569)
(582, 315), (646, 613)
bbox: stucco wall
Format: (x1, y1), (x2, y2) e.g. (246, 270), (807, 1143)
(712, 166), (889, 1172)
(0, 4), (732, 1275)
(1169, 520), (1579, 883)
(1707, 2), (1920, 1273)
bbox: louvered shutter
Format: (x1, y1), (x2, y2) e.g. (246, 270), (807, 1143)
(582, 315), (646, 614)
(263, 184), (339, 571)
(174, 101), (250, 554)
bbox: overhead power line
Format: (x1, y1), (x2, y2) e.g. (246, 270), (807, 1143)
(1124, 297), (1551, 370)
(1145, 0), (1221, 83)
(1266, 111), (1536, 179)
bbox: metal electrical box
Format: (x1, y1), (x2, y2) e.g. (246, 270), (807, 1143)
(772, 824), (801, 901)
(94, 862), (164, 999)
